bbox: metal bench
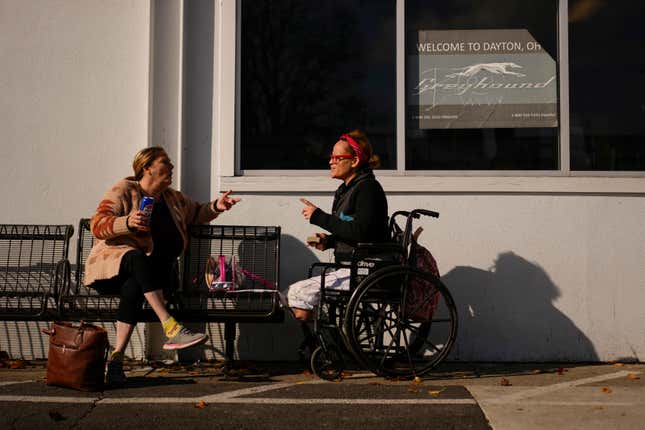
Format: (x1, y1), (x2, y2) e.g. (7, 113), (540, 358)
(0, 224), (74, 320)
(59, 219), (284, 360)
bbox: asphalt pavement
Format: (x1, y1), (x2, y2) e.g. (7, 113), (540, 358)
(0, 360), (643, 429)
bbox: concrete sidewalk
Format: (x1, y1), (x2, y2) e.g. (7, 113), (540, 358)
(0, 360), (643, 429)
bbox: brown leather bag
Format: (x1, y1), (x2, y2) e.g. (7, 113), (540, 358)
(45, 321), (110, 391)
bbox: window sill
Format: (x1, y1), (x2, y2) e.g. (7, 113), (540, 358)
(220, 174), (645, 194)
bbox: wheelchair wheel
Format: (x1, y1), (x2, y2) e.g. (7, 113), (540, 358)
(343, 266), (457, 378)
(310, 345), (344, 381)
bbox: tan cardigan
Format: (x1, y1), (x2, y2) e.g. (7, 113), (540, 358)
(84, 178), (221, 286)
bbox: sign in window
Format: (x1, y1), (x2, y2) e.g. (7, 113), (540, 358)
(408, 29), (557, 129)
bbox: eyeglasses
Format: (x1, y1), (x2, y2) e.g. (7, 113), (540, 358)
(329, 154), (355, 163)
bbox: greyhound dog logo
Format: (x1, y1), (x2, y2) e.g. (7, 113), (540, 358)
(446, 62), (526, 78)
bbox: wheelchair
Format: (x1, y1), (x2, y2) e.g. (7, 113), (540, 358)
(304, 209), (458, 380)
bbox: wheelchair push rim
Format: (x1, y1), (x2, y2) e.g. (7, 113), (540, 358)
(343, 266), (458, 378)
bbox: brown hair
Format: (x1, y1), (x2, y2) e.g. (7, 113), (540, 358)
(132, 147), (167, 180)
(345, 129), (380, 169)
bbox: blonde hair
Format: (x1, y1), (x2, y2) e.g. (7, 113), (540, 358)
(132, 147), (167, 180)
(346, 129), (380, 169)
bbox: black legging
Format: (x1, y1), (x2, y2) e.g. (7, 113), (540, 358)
(90, 250), (177, 324)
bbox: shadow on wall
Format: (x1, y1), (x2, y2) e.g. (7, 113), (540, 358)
(0, 321), (146, 360)
(236, 234), (321, 361)
(442, 251), (598, 362)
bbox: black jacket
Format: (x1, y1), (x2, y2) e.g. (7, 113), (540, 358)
(310, 168), (389, 263)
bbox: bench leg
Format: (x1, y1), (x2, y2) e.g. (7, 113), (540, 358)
(224, 321), (236, 364)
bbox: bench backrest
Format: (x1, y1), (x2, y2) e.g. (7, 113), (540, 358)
(74, 218), (94, 294)
(182, 225), (281, 292)
(76, 220), (281, 293)
(0, 224), (73, 318)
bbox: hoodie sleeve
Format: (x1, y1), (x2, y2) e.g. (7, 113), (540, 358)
(89, 180), (133, 240)
(309, 180), (387, 244)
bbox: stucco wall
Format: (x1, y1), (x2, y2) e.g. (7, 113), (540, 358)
(1, 0), (643, 363)
(228, 192), (644, 362)
(0, 0), (152, 360)
(0, 0), (151, 226)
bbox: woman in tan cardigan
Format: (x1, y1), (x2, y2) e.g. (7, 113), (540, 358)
(86, 146), (240, 386)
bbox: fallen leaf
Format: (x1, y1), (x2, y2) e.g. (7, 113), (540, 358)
(614, 363), (625, 367)
(601, 387), (612, 394)
(48, 411), (65, 421)
(428, 389), (444, 396)
(341, 371), (353, 377)
(500, 378), (512, 386)
(531, 369), (543, 374)
(194, 401), (207, 409)
(411, 376), (422, 385)
(627, 373), (640, 380)
(9, 360), (26, 369)
(407, 389), (419, 393)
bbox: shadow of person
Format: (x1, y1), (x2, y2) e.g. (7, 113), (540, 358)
(441, 251), (598, 362)
(235, 233), (321, 362)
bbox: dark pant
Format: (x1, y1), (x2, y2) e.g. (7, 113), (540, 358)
(90, 250), (177, 324)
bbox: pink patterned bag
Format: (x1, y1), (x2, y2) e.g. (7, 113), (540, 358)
(405, 244), (441, 322)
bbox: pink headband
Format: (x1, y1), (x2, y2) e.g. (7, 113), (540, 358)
(339, 134), (367, 164)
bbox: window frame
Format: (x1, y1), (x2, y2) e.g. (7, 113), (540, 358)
(213, 0), (645, 195)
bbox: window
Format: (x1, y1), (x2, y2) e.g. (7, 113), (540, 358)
(569, 0), (645, 171)
(405, 0), (559, 170)
(240, 0), (396, 170)
(236, 1), (644, 174)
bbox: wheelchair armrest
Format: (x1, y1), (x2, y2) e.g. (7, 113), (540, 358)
(352, 242), (404, 262)
(308, 261), (348, 278)
(355, 242), (403, 251)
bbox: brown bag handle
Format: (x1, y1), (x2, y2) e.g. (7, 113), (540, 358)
(41, 321), (92, 338)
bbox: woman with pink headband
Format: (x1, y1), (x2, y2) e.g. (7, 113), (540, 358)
(286, 130), (389, 354)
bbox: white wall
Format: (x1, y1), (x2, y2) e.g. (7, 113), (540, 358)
(0, 0), (151, 226)
(224, 192), (645, 362)
(0, 0), (152, 360)
(2, 0), (644, 363)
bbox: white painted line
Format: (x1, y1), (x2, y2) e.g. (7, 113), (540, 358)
(0, 380), (476, 405)
(485, 370), (640, 403)
(100, 397), (196, 404)
(0, 378), (480, 406)
(99, 381), (312, 404)
(201, 381), (313, 401)
(0, 395), (98, 403)
(0, 380), (36, 387)
(340, 372), (374, 379)
(208, 398), (477, 405)
(1, 395), (476, 405)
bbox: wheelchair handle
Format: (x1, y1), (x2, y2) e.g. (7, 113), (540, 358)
(411, 209), (439, 219)
(391, 209), (439, 221)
